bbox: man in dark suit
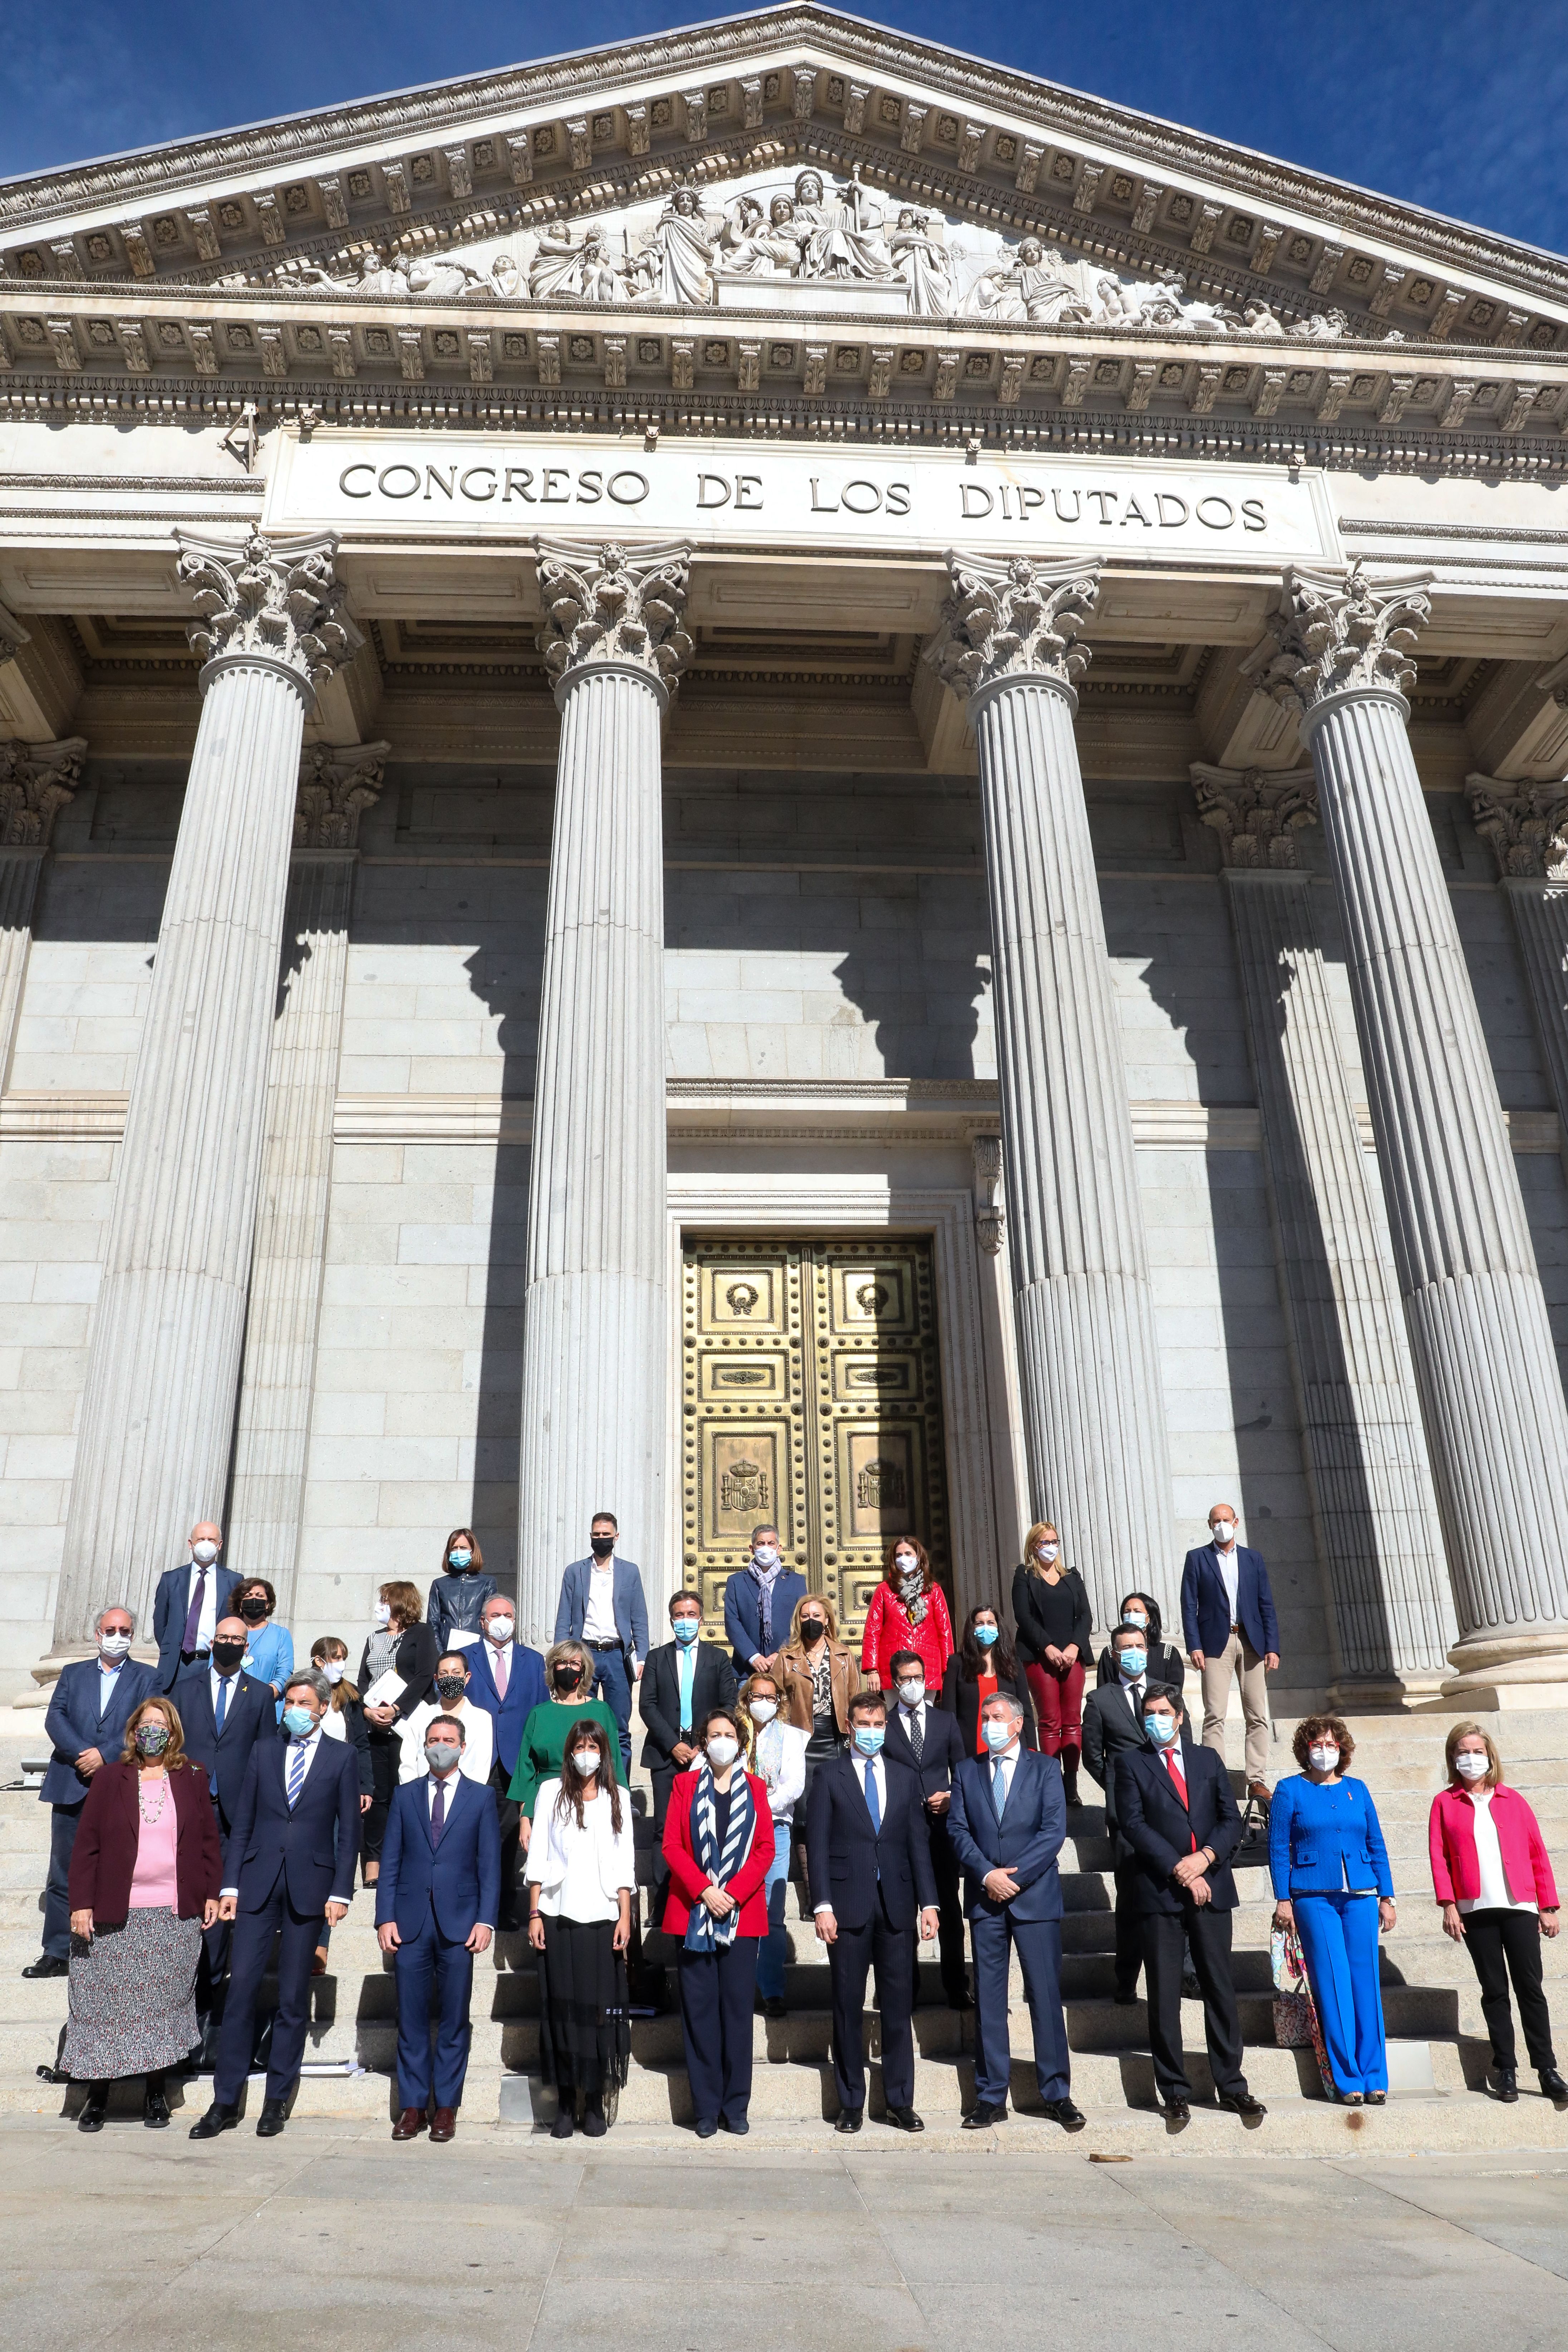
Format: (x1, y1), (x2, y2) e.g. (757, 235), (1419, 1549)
(189, 1668), (361, 2140)
(1082, 1621), (1159, 2005)
(464, 1592), (547, 1929)
(947, 1689), (1082, 2131)
(1180, 1502), (1280, 1800)
(639, 1590), (737, 1919)
(1114, 1683), (1266, 2125)
(883, 1646), (970, 2009)
(151, 1520), (240, 1690)
(377, 1710), (501, 2143)
(27, 1605), (157, 1977)
(723, 1524), (807, 1679)
(174, 1613), (277, 2014)
(806, 1689), (939, 2133)
(554, 1512), (649, 1775)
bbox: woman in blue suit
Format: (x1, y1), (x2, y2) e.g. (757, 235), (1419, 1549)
(1270, 1713), (1397, 2104)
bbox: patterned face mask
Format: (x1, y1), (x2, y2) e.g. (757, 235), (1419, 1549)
(134, 1724), (171, 1757)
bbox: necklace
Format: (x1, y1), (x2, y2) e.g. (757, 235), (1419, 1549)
(138, 1774), (168, 1825)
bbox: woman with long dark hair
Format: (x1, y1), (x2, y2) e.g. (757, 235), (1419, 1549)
(1094, 1590), (1187, 1698)
(861, 1536), (955, 1693)
(525, 1714), (635, 2139)
(939, 1604), (1037, 1757)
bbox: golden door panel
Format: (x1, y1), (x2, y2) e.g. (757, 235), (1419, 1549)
(681, 1234), (951, 1646)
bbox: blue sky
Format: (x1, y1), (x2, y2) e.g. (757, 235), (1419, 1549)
(5, 0), (1567, 257)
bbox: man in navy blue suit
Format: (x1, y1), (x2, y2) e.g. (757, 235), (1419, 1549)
(190, 1668), (360, 2140)
(27, 1605), (156, 1977)
(1180, 1501), (1280, 1799)
(377, 1711), (501, 2142)
(151, 1520), (240, 1690)
(723, 1524), (807, 1679)
(947, 1689), (1083, 2131)
(174, 1613), (277, 2017)
(463, 1592), (546, 1930)
(1114, 1683), (1265, 2125)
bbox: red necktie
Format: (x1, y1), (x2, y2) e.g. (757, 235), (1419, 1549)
(1165, 1750), (1197, 1851)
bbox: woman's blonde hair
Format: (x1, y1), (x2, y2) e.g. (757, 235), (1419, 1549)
(311, 1636), (359, 1709)
(380, 1579), (422, 1628)
(1445, 1719), (1505, 1789)
(120, 1695), (190, 1772)
(785, 1592), (840, 1647)
(545, 1639), (590, 1687)
(737, 1669), (782, 1764)
(1022, 1522), (1062, 1576)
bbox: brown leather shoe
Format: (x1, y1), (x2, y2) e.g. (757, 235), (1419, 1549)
(391, 2107), (427, 2141)
(429, 2106), (456, 2143)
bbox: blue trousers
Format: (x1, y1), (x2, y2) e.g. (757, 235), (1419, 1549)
(1294, 1891), (1387, 2096)
(756, 1822), (792, 2001)
(970, 1906), (1071, 2107)
(42, 1803), (83, 1960)
(394, 1914), (476, 2112)
(679, 1937), (758, 2125)
(215, 1881), (324, 2106)
(589, 1646), (634, 1775)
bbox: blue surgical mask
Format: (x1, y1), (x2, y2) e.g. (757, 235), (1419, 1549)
(973, 1624), (998, 1649)
(672, 1616), (701, 1645)
(282, 1705), (316, 1739)
(982, 1719), (1015, 1753)
(852, 1725), (885, 1757)
(1118, 1648), (1147, 1679)
(1145, 1713), (1178, 1747)
(448, 1547), (472, 1570)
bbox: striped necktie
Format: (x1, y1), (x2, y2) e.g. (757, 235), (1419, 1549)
(287, 1738), (309, 1809)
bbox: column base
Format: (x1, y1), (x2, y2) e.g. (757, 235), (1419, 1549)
(1442, 1630), (1568, 1709)
(1326, 1668), (1453, 1713)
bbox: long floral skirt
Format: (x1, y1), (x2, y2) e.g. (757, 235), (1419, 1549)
(62, 1907), (201, 2082)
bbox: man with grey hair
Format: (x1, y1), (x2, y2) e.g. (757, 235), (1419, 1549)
(947, 1689), (1082, 2131)
(190, 1668), (360, 2140)
(26, 1605), (156, 1979)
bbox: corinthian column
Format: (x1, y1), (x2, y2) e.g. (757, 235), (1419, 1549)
(0, 736), (85, 1088)
(930, 553), (1174, 1622)
(1247, 564), (1568, 1698)
(53, 532), (357, 1645)
(516, 541), (693, 1644)
(1465, 775), (1568, 1189)
(1191, 762), (1455, 1694)
(227, 741), (389, 1607)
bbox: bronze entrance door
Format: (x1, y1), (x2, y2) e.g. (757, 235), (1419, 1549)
(680, 1235), (952, 1647)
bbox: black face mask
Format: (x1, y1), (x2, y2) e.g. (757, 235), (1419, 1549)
(800, 1620), (826, 1644)
(590, 1534), (615, 1558)
(212, 1642), (246, 1674)
(239, 1598), (268, 1622)
(436, 1675), (467, 1702)
(555, 1666), (584, 1693)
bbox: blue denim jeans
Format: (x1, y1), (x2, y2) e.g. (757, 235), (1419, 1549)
(755, 1820), (793, 2001)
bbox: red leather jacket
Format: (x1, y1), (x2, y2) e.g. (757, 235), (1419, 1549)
(67, 1758), (222, 1926)
(660, 1768), (775, 1938)
(861, 1581), (955, 1692)
(1429, 1782), (1559, 1909)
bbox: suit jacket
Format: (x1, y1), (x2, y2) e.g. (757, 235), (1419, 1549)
(223, 1730), (362, 1914)
(1081, 1679), (1156, 1845)
(660, 1768), (776, 1938)
(724, 1566), (808, 1675)
(1114, 1735), (1243, 1915)
(938, 1656), (1039, 1756)
(555, 1555), (650, 1664)
(805, 1749), (937, 1933)
(1269, 1773), (1394, 1900)
(151, 1560), (241, 1689)
(464, 1637), (549, 1779)
(882, 1700), (967, 1808)
(1180, 1542), (1279, 1661)
(375, 1772), (501, 1943)
(638, 1638), (738, 1768)
(39, 1655), (158, 1807)
(66, 1758), (222, 1926)
(171, 1663), (275, 1826)
(946, 1745), (1067, 1924)
(356, 1621), (441, 1719)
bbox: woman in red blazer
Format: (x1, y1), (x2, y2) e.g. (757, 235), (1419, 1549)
(662, 1705), (775, 2137)
(860, 1537), (955, 1693)
(1429, 1720), (1565, 2103)
(63, 1693), (222, 2131)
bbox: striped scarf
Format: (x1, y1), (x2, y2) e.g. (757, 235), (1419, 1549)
(682, 1762), (754, 1952)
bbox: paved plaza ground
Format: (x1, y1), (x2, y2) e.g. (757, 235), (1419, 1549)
(2, 2122), (1566, 2352)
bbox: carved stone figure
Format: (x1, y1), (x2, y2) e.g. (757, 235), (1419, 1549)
(527, 225), (624, 303)
(626, 186), (721, 305)
(790, 167), (898, 284)
(715, 195), (791, 279)
(1289, 308), (1351, 339)
(290, 245), (516, 300)
(888, 208), (955, 317)
(967, 236), (1091, 325)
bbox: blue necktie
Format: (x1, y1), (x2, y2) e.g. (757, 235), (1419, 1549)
(864, 1760), (881, 1833)
(992, 1761), (1008, 1822)
(287, 1740), (308, 1809)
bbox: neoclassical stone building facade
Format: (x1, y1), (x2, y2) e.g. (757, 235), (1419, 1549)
(4, 5), (1568, 1712)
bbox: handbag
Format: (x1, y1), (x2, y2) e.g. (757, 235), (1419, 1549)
(1270, 1921), (1335, 2095)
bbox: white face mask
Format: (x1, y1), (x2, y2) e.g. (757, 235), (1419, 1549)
(1037, 1543), (1060, 1565)
(1210, 1522), (1236, 1548)
(191, 1540), (220, 1566)
(896, 1680), (926, 1709)
(486, 1617), (515, 1645)
(752, 1545), (780, 1570)
(320, 1660), (345, 1684)
(1454, 1751), (1490, 1781)
(706, 1735), (740, 1770)
(98, 1631), (133, 1658)
(373, 1601), (392, 1627)
(1308, 1744), (1340, 1773)
(895, 1555), (919, 1578)
(1121, 1610), (1148, 1630)
(569, 1748), (602, 1777)
(748, 1698), (778, 1724)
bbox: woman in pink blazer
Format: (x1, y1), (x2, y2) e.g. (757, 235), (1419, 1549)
(1429, 1720), (1565, 2103)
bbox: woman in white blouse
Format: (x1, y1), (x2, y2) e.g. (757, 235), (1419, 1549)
(526, 1714), (636, 2139)
(739, 1670), (806, 2021)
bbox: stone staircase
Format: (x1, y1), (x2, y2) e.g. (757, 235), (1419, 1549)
(4, 1707), (1568, 2150)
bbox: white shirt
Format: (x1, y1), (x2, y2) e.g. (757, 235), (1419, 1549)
(1213, 1539), (1240, 1624)
(1459, 1789), (1537, 1916)
(989, 1744), (1020, 1811)
(209, 1665), (244, 1720)
(1119, 1672), (1146, 1719)
(898, 1695), (932, 1748)
(221, 1727), (338, 1900)
(753, 1718), (807, 1825)
(526, 1779), (637, 1923)
(97, 1656), (128, 1716)
(183, 1561), (219, 1654)
(582, 1558), (618, 1645)
(815, 1751), (888, 1912)
(396, 1697), (493, 1787)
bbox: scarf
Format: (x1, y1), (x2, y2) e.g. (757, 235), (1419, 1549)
(682, 1761), (754, 1952)
(748, 1556), (785, 1650)
(898, 1568), (928, 1627)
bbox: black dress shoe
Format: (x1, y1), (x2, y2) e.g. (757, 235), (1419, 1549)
(1541, 2067), (1568, 2100)
(1218, 2091), (1267, 2120)
(719, 2115), (749, 2135)
(23, 1954), (68, 1979)
(1041, 2096), (1086, 2131)
(1495, 2069), (1519, 2103)
(962, 2101), (1006, 2130)
(550, 2110), (574, 2139)
(1165, 2099), (1191, 2125)
(189, 2101), (239, 2140)
(77, 2088), (108, 2133)
(762, 1997), (787, 2021)
(884, 2104), (924, 2133)
(143, 2082), (171, 2129)
(694, 2116), (718, 2139)
(256, 2096), (289, 2137)
(835, 2108), (864, 2133)
(1112, 1986), (1139, 2007)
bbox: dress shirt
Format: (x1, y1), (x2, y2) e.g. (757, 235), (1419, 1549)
(989, 1743), (1019, 1813)
(183, 1563), (218, 1654)
(220, 1727), (344, 1901)
(814, 1752), (888, 1912)
(97, 1655), (129, 1715)
(1214, 1541), (1240, 1625)
(397, 1697), (493, 1786)
(487, 1637), (510, 1698)
(676, 1640), (697, 1731)
(1459, 1789), (1537, 1916)
(210, 1665), (242, 1719)
(1119, 1672), (1146, 1718)
(898, 1695), (931, 1751)
(581, 1560), (618, 1644)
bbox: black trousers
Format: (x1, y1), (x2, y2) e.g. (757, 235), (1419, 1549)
(42, 1803), (83, 1960)
(1464, 1908), (1557, 2072)
(679, 1936), (759, 2125)
(488, 1758), (523, 1928)
(196, 1791), (235, 2011)
(363, 1730), (399, 1869)
(829, 1889), (916, 2114)
(1112, 1854), (1144, 1996)
(1141, 1903), (1247, 2103)
(215, 1880), (325, 2106)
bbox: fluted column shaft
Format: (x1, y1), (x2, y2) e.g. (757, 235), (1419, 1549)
(1224, 868), (1454, 1686)
(972, 672), (1175, 1619)
(0, 849), (43, 1089)
(1500, 878), (1568, 1182)
(0, 735), (85, 1087)
(1306, 689), (1568, 1675)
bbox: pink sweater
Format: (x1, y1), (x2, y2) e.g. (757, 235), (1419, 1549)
(128, 1786), (180, 1911)
(1429, 1782), (1559, 1909)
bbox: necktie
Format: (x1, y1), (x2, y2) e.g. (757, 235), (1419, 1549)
(864, 1760), (881, 1835)
(214, 1675), (228, 1734)
(181, 1567), (208, 1654)
(286, 1739), (308, 1809)
(493, 1645), (508, 1700)
(431, 1776), (446, 1846)
(907, 1706), (924, 1764)
(1165, 1749), (1197, 1851)
(992, 1760), (1008, 1821)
